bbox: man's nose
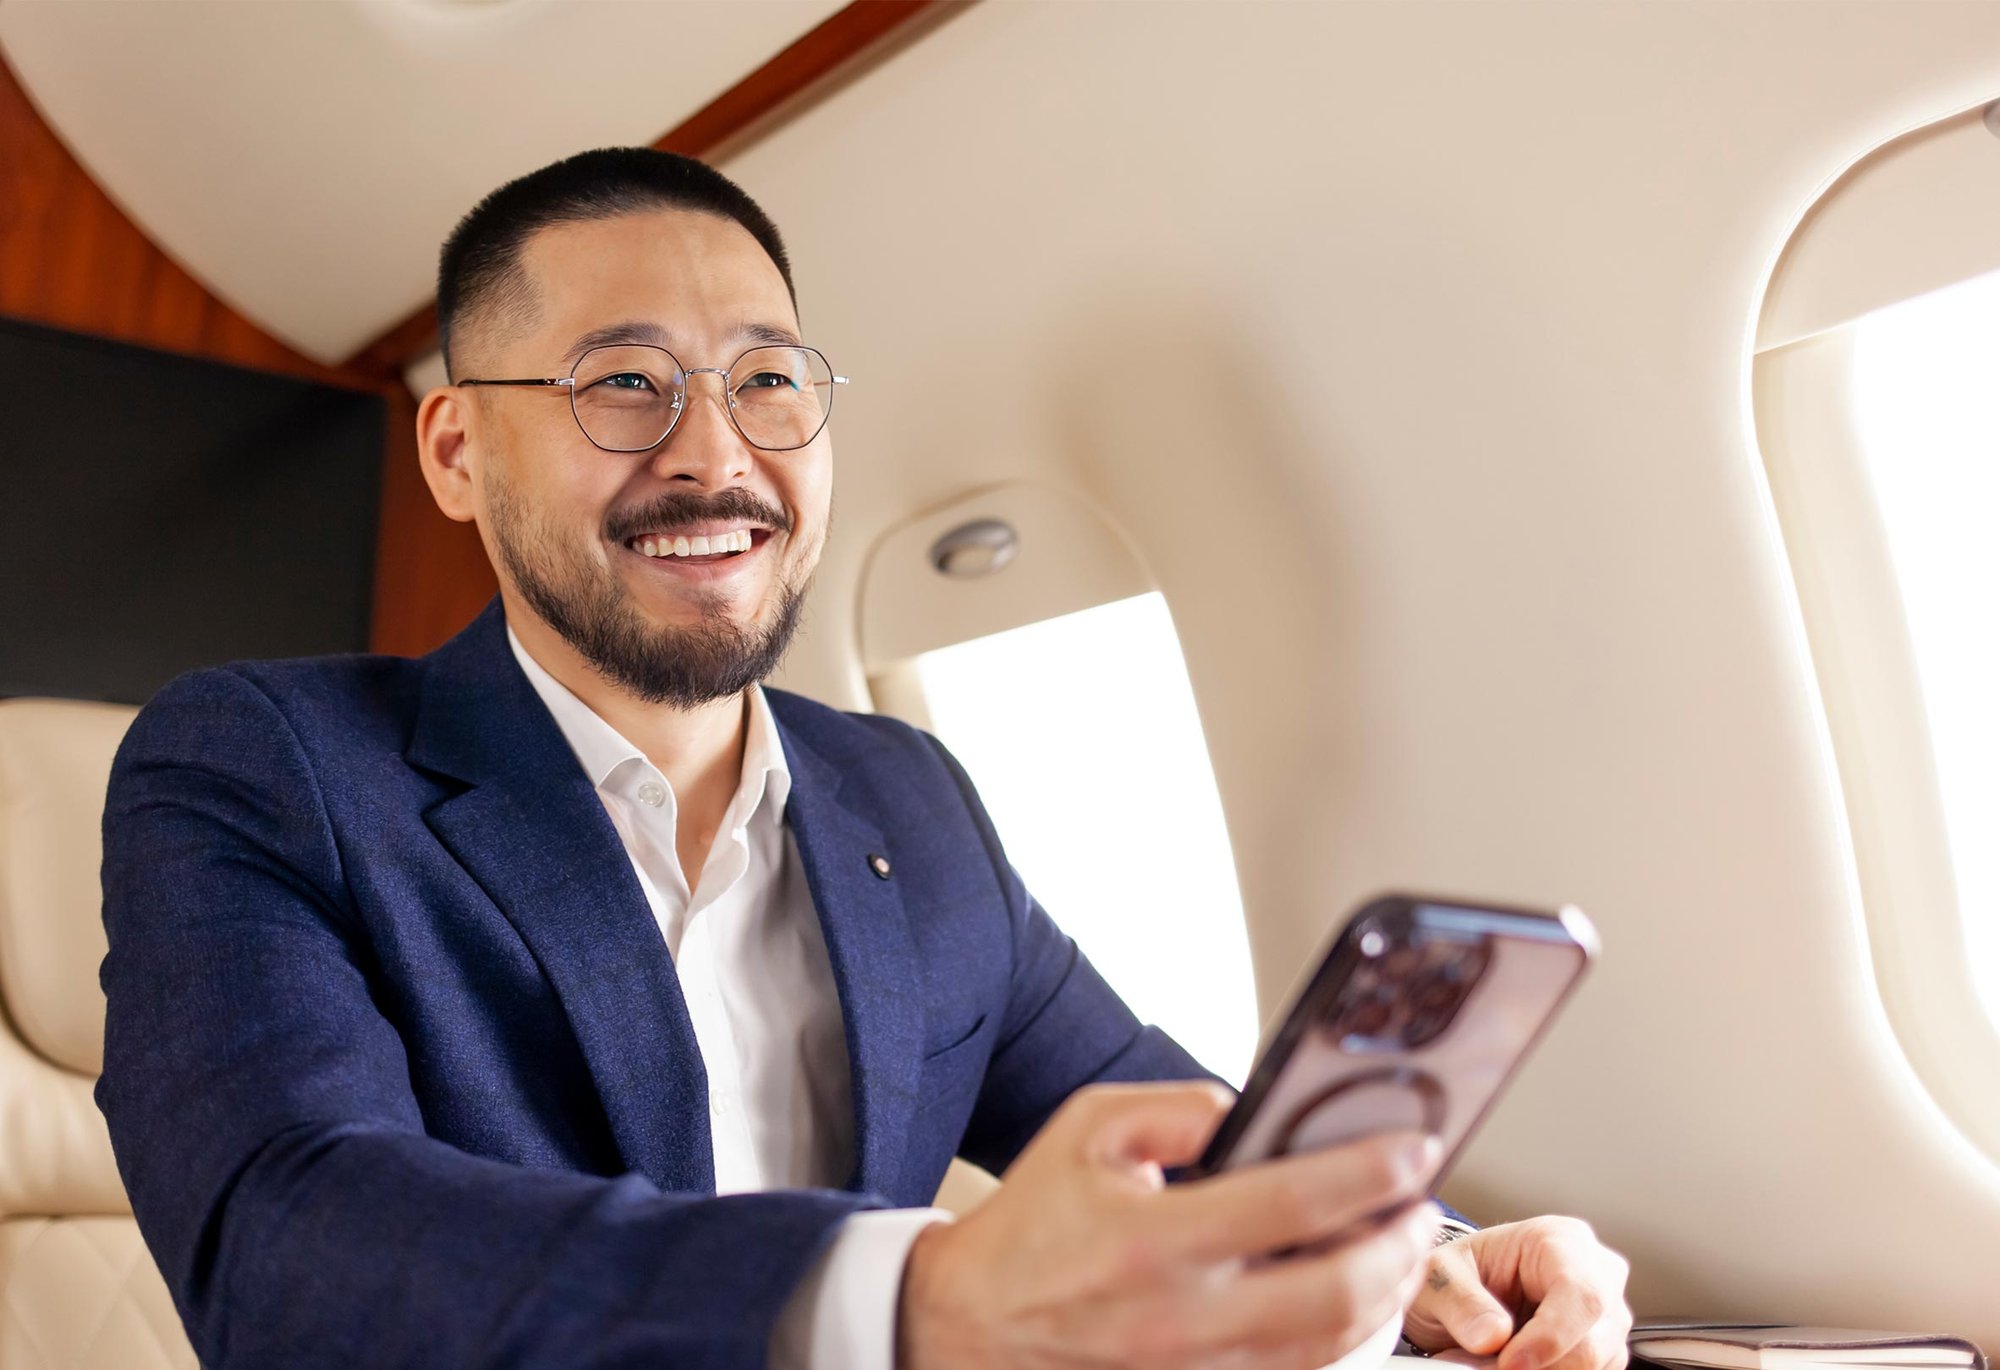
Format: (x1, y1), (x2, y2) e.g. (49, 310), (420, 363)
(650, 371), (751, 487)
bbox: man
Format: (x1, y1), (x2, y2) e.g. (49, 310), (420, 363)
(98, 148), (1631, 1369)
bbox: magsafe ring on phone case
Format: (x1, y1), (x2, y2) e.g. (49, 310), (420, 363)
(1271, 1064), (1447, 1157)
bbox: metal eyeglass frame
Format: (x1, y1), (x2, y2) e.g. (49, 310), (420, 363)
(456, 343), (849, 453)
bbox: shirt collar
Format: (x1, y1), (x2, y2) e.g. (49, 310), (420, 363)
(505, 623), (791, 824)
(740, 681), (792, 824)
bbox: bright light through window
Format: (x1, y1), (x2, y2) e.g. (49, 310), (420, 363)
(916, 592), (1258, 1084)
(1850, 270), (2000, 1026)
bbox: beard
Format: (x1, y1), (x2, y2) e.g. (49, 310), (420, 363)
(488, 476), (812, 709)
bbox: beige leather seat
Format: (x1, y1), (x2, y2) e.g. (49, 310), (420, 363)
(0, 698), (196, 1370)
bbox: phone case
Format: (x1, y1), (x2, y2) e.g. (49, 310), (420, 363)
(1196, 894), (1597, 1182)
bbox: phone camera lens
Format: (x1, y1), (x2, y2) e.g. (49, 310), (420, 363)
(1415, 977), (1457, 1013)
(1348, 994), (1394, 1036)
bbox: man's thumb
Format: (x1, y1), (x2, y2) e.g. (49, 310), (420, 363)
(1077, 1080), (1237, 1171)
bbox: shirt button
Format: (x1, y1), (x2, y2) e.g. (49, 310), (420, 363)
(710, 1094), (730, 1118)
(637, 781), (666, 808)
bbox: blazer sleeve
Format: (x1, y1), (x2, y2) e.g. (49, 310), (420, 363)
(97, 668), (879, 1370)
(920, 731), (1477, 1231)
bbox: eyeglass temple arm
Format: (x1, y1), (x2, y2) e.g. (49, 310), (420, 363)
(456, 378), (576, 388)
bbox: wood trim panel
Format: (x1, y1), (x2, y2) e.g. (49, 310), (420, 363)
(341, 0), (955, 381)
(658, 0), (949, 160)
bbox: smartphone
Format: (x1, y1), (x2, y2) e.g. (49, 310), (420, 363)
(1192, 893), (1597, 1185)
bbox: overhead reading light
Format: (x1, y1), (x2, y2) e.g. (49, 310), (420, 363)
(929, 518), (1019, 578)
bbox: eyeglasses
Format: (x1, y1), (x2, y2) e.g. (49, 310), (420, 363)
(457, 343), (847, 453)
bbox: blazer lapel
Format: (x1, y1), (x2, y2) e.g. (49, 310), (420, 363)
(776, 709), (927, 1200)
(407, 602), (714, 1193)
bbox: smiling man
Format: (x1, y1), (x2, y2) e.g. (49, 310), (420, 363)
(97, 149), (1631, 1370)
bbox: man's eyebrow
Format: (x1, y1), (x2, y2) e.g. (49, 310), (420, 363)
(556, 319), (804, 369)
(737, 322), (804, 348)
(557, 320), (674, 369)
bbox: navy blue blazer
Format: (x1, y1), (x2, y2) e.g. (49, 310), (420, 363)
(97, 599), (1211, 1369)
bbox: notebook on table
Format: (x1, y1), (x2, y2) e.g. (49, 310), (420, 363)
(1629, 1323), (1988, 1370)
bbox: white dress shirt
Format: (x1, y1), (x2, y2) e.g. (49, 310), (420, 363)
(506, 629), (943, 1368)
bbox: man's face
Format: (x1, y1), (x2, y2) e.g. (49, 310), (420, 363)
(462, 208), (832, 706)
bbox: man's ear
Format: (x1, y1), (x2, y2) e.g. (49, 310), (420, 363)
(416, 385), (479, 524)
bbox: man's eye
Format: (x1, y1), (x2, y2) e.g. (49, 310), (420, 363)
(739, 371), (797, 392)
(599, 372), (657, 392)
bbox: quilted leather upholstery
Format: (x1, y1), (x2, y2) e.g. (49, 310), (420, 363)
(0, 699), (198, 1370)
(0, 1220), (194, 1370)
(0, 1025), (125, 1221)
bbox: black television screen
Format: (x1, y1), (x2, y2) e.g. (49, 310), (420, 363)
(0, 315), (385, 704)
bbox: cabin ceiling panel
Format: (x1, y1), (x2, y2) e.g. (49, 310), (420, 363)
(0, 0), (848, 364)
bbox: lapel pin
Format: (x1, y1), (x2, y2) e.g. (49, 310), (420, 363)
(867, 853), (892, 880)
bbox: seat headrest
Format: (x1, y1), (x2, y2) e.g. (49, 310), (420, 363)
(0, 698), (139, 1076)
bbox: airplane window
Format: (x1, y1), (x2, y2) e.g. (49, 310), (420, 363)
(1848, 268), (2000, 1027)
(915, 592), (1258, 1084)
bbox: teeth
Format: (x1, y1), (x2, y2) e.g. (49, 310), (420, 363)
(634, 529), (757, 558)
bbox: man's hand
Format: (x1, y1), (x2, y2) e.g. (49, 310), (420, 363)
(896, 1081), (1443, 1370)
(1401, 1217), (1632, 1370)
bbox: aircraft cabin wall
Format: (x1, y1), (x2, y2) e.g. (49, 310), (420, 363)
(2, 0), (1997, 1357)
(734, 0), (2000, 1345)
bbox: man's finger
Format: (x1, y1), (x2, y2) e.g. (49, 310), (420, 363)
(1539, 1294), (1632, 1370)
(1498, 1275), (1607, 1370)
(1575, 1316), (1634, 1370)
(1068, 1080), (1238, 1171)
(1407, 1241), (1515, 1354)
(1190, 1201), (1439, 1354)
(1153, 1131), (1440, 1263)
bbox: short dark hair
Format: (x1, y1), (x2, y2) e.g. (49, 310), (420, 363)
(436, 147), (796, 380)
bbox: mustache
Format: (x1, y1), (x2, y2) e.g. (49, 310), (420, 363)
(606, 488), (792, 542)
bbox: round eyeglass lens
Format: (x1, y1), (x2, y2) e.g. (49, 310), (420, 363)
(571, 345), (683, 452)
(729, 345), (835, 451)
